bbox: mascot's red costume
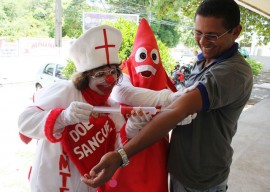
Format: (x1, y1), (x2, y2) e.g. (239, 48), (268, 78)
(99, 18), (176, 192)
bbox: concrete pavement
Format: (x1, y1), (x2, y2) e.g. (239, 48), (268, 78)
(228, 95), (270, 192)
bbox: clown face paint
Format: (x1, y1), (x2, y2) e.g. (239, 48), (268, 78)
(89, 66), (118, 95)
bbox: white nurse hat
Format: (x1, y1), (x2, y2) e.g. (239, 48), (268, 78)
(69, 25), (122, 72)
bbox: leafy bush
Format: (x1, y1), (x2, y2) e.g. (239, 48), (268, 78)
(62, 59), (76, 79)
(246, 58), (263, 76)
(157, 39), (175, 75)
(102, 18), (137, 61)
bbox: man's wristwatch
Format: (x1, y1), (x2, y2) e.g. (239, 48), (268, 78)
(117, 148), (130, 167)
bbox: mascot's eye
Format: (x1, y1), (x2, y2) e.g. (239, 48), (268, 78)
(135, 47), (147, 63)
(140, 52), (147, 59)
(151, 49), (159, 64)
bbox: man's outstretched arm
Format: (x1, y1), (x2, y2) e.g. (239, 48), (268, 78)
(81, 87), (203, 188)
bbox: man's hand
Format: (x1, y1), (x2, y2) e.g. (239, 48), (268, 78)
(81, 151), (122, 188)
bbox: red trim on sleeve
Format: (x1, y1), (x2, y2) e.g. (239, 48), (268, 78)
(166, 74), (177, 92)
(120, 123), (128, 145)
(28, 166), (32, 181)
(45, 108), (64, 143)
(19, 132), (32, 144)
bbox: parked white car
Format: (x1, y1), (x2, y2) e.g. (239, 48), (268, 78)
(35, 62), (67, 90)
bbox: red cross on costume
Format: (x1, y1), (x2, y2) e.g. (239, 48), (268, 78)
(95, 29), (116, 64)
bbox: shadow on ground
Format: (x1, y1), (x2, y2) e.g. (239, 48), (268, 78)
(247, 72), (270, 106)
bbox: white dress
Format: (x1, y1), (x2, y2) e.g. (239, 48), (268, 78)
(18, 80), (125, 192)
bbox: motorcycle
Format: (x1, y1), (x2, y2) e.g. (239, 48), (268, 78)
(171, 64), (193, 90)
(180, 64), (193, 81)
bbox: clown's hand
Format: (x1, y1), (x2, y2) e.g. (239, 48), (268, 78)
(169, 81), (199, 103)
(55, 101), (94, 129)
(125, 110), (152, 139)
(177, 113), (197, 125)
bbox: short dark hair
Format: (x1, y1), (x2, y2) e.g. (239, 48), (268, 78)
(195, 0), (240, 29)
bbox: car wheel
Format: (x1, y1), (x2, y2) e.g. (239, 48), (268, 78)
(36, 83), (43, 90)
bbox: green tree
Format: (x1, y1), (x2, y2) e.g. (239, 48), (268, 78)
(106, 0), (182, 47)
(1, 0), (270, 48)
(240, 7), (270, 46)
(62, 0), (105, 38)
(0, 0), (54, 40)
(30, 0), (55, 38)
(0, 1), (31, 40)
(62, 0), (86, 38)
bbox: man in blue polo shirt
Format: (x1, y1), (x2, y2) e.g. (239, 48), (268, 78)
(81, 0), (253, 191)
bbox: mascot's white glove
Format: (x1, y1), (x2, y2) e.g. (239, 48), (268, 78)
(125, 112), (152, 139)
(169, 81), (200, 103)
(55, 101), (94, 129)
(177, 113), (197, 125)
(169, 81), (199, 126)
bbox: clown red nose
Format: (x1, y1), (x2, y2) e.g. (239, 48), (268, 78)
(105, 75), (115, 84)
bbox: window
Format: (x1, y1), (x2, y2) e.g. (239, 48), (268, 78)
(44, 64), (55, 76)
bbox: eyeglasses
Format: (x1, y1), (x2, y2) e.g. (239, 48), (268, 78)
(90, 68), (118, 79)
(193, 29), (232, 42)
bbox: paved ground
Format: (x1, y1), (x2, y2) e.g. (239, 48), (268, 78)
(229, 96), (270, 192)
(0, 83), (35, 192)
(248, 71), (270, 105)
(228, 71), (270, 192)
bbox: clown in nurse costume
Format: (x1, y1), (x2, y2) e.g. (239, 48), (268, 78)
(18, 25), (127, 192)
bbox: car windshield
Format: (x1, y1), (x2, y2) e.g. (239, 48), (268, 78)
(55, 65), (67, 79)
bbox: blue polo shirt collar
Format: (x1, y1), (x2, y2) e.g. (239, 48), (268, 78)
(197, 42), (239, 64)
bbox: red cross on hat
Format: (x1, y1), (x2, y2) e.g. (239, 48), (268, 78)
(69, 25), (122, 72)
(95, 29), (116, 65)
